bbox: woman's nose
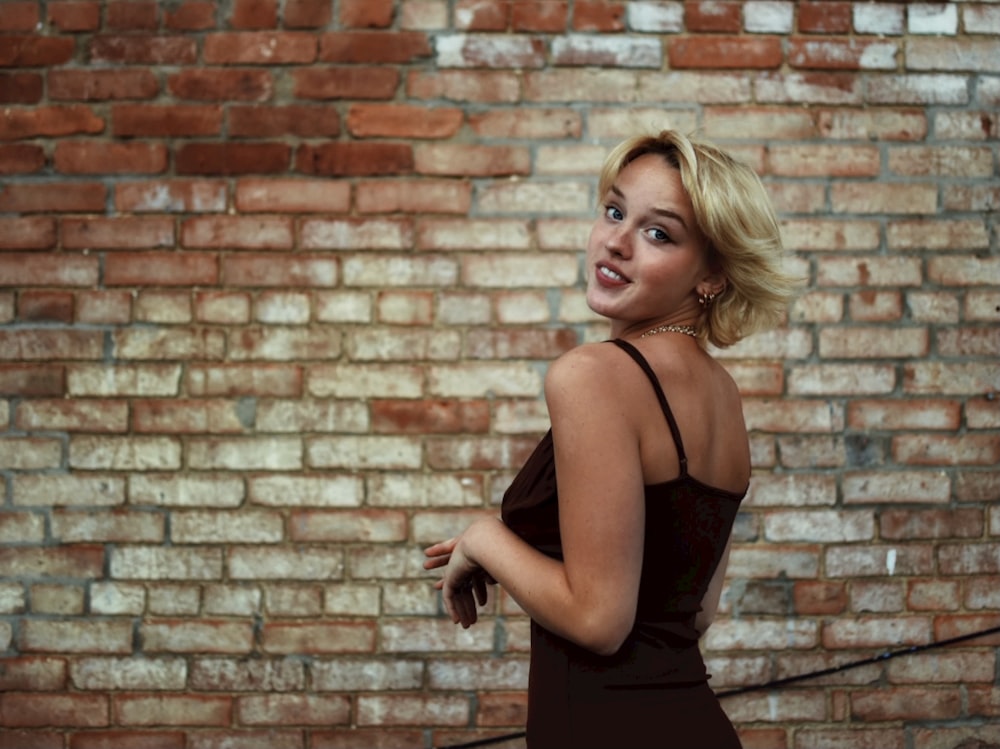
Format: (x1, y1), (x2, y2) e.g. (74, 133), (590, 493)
(606, 225), (630, 257)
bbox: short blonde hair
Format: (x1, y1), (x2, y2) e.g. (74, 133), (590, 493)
(598, 130), (799, 348)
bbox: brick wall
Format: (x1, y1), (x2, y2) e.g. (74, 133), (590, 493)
(1, 1), (998, 747)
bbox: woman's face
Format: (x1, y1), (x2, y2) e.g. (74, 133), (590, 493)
(585, 153), (713, 336)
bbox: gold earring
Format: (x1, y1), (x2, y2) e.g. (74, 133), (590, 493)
(698, 291), (716, 306)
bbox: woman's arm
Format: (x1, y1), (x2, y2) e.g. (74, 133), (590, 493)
(425, 345), (647, 656)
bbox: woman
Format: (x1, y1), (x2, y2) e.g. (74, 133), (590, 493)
(424, 130), (798, 748)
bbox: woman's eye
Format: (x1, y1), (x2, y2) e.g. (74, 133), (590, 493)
(648, 227), (671, 242)
(604, 205), (623, 221)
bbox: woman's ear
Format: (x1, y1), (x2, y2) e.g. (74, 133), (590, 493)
(696, 268), (727, 301)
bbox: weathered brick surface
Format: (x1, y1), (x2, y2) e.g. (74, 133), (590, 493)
(0, 3), (997, 746)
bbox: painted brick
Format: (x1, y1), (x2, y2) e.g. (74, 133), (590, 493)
(20, 620), (133, 655)
(71, 656), (187, 691)
(115, 694), (232, 726)
(237, 693), (350, 726)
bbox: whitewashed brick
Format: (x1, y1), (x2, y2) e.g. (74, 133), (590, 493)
(744, 1), (794, 33)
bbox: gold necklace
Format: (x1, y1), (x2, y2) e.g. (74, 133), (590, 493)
(639, 324), (697, 339)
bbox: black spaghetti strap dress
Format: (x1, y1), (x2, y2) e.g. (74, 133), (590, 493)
(500, 339), (745, 749)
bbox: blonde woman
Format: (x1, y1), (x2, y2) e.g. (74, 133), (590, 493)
(425, 130), (798, 748)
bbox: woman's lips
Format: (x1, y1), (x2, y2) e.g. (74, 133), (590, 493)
(595, 262), (629, 287)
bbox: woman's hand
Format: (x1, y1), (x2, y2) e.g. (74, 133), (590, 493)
(423, 520), (498, 628)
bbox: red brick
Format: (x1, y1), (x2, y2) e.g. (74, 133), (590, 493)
(319, 31), (432, 64)
(54, 142), (168, 175)
(793, 580), (848, 615)
(48, 69), (159, 101)
(0, 657), (66, 692)
(106, 1), (158, 30)
(340, 0), (393, 28)
(294, 66), (400, 100)
(133, 399), (246, 434)
(312, 729), (426, 749)
(347, 103), (463, 139)
(285, 0), (332, 28)
(296, 142), (413, 177)
(104, 252), (219, 287)
(221, 254), (338, 288)
(0, 35), (75, 66)
(182, 216), (293, 250)
(111, 104), (222, 137)
(175, 142), (291, 175)
(88, 35), (198, 64)
(48, 1), (102, 32)
(0, 144), (45, 174)
(372, 399), (490, 434)
(0, 2), (40, 31)
(163, 2), (216, 30)
(0, 329), (103, 361)
(669, 37), (784, 69)
(235, 178), (351, 213)
(62, 217), (174, 250)
(168, 68), (273, 101)
(0, 105), (103, 140)
(17, 291), (74, 324)
(0, 253), (96, 287)
(356, 178), (472, 214)
(0, 693), (108, 728)
(684, 1), (741, 32)
(414, 144), (530, 176)
(512, 1), (568, 32)
(454, 0), (509, 30)
(0, 72), (43, 103)
(0, 365), (65, 396)
(407, 70), (520, 103)
(230, 0), (278, 28)
(0, 221), (49, 254)
(573, 0), (625, 31)
(202, 32), (317, 64)
(767, 144), (879, 177)
(0, 182), (106, 213)
(852, 686), (962, 722)
(893, 434), (1000, 467)
(798, 1), (852, 33)
(68, 731), (186, 749)
(76, 290), (132, 325)
(228, 105), (341, 137)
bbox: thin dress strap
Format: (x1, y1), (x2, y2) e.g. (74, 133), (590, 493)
(610, 338), (689, 477)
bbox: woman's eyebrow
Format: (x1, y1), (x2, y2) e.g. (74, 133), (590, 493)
(609, 184), (689, 229)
